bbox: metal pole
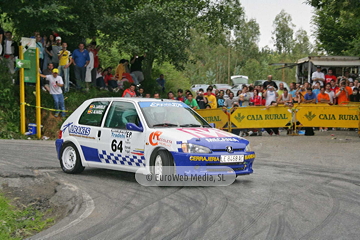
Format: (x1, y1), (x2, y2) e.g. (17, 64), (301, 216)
(36, 48), (41, 139)
(19, 46), (26, 135)
(228, 46), (231, 85)
(308, 60), (311, 83)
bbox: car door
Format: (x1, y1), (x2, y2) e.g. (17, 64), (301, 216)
(99, 101), (146, 172)
(76, 100), (110, 163)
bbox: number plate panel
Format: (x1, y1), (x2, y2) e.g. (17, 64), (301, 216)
(220, 155), (244, 163)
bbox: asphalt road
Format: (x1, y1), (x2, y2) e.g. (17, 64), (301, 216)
(1, 131), (360, 240)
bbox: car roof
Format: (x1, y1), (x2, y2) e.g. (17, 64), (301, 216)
(85, 97), (181, 103)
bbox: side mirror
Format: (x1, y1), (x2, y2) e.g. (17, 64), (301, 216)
(126, 123), (143, 132)
(209, 123), (215, 128)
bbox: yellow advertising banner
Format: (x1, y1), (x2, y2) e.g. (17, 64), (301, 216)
(196, 109), (229, 129)
(230, 106), (292, 128)
(296, 105), (360, 128)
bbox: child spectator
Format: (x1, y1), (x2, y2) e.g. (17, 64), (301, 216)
(167, 91), (175, 100)
(184, 93), (199, 110)
(176, 89), (185, 102)
(205, 87), (217, 108)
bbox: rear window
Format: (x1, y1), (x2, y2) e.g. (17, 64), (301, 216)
(78, 101), (110, 126)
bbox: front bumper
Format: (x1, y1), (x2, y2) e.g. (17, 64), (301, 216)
(171, 151), (255, 176)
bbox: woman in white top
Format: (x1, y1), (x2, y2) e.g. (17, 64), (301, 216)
(277, 88), (292, 104)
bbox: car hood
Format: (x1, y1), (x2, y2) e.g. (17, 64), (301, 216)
(149, 128), (249, 150)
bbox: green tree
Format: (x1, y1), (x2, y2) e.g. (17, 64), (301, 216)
(1, 0), (245, 82)
(271, 10), (295, 54)
(293, 28), (313, 58)
(307, 0), (360, 55)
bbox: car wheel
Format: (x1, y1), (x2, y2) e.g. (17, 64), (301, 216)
(151, 150), (174, 181)
(60, 142), (85, 174)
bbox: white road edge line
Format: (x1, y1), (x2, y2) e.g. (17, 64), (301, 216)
(36, 183), (95, 239)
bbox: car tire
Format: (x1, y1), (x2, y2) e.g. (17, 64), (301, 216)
(151, 150), (174, 183)
(60, 142), (85, 174)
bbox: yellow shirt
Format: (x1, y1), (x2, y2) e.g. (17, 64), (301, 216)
(58, 50), (72, 66)
(205, 94), (218, 109)
(115, 64), (125, 79)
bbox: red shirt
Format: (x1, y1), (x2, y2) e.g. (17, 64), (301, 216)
(330, 86), (339, 92)
(91, 49), (99, 68)
(122, 88), (137, 97)
(250, 96), (262, 106)
(104, 74), (114, 85)
(325, 75), (337, 85)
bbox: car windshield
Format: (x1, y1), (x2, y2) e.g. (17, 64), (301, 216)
(138, 101), (211, 128)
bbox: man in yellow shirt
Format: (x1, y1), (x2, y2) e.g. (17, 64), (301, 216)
(205, 87), (217, 108)
(58, 42), (72, 93)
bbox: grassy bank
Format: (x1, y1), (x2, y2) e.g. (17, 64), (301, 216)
(0, 193), (54, 240)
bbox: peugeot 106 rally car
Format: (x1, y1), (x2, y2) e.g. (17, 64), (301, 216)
(55, 98), (255, 178)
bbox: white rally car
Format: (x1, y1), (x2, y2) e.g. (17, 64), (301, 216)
(55, 98), (255, 177)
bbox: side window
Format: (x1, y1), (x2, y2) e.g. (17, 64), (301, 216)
(104, 102), (139, 129)
(78, 101), (110, 126)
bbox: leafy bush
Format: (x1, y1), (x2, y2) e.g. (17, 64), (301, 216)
(0, 62), (20, 138)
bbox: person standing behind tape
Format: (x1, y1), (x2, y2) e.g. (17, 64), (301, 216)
(51, 36), (62, 68)
(130, 53), (146, 83)
(40, 69), (66, 118)
(263, 85), (278, 106)
(58, 42), (72, 93)
(72, 43), (90, 90)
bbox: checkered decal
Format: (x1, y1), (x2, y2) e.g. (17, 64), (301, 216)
(98, 150), (145, 167)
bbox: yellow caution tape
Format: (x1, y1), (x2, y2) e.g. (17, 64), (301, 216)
(21, 102), (70, 113)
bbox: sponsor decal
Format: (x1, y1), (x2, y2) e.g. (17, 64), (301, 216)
(87, 109), (104, 114)
(131, 149), (145, 156)
(111, 130), (133, 139)
(62, 122), (94, 139)
(305, 111), (316, 121)
(203, 116), (221, 122)
(234, 113), (245, 123)
(149, 102), (184, 108)
(234, 113), (289, 122)
(205, 137), (239, 142)
(63, 123), (91, 136)
(89, 104), (107, 109)
(149, 131), (172, 147)
(189, 156), (219, 162)
(245, 154), (255, 160)
(177, 128), (234, 138)
(246, 114), (288, 121)
(318, 114), (358, 121)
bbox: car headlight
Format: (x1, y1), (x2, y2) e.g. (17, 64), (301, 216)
(181, 143), (211, 154)
(245, 144), (252, 152)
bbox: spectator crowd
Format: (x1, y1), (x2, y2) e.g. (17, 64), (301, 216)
(1, 28), (360, 120)
(179, 72), (360, 111)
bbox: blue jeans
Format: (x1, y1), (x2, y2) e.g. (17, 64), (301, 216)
(108, 80), (118, 89)
(52, 94), (66, 117)
(58, 65), (70, 93)
(96, 77), (105, 88)
(74, 65), (86, 89)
